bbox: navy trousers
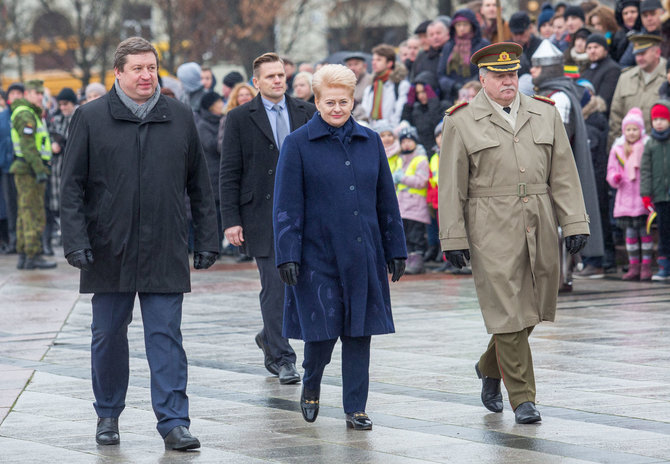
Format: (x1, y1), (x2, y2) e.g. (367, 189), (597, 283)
(302, 336), (371, 414)
(255, 249), (297, 367)
(91, 292), (190, 438)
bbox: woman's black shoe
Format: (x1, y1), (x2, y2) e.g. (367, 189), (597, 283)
(345, 411), (372, 430)
(300, 386), (319, 422)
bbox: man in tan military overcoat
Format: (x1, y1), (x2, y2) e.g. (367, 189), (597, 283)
(438, 43), (590, 424)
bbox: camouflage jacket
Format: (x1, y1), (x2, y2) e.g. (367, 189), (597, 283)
(9, 98), (49, 176)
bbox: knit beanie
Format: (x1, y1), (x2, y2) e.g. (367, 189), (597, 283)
(586, 33), (609, 49)
(223, 71), (244, 88)
(200, 91), (222, 111)
(374, 121), (395, 136)
(651, 103), (670, 121)
(177, 62), (203, 93)
(56, 87), (77, 104)
(564, 5), (586, 21)
(622, 107), (645, 133)
(538, 5), (555, 28)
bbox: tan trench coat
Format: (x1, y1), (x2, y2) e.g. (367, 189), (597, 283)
(438, 91), (590, 334)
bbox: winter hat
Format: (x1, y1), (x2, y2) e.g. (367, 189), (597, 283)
(622, 107), (645, 132)
(200, 91), (222, 111)
(452, 13), (469, 24)
(6, 82), (24, 95)
(176, 62), (203, 93)
(374, 121), (395, 135)
(414, 19), (431, 35)
(586, 33), (609, 49)
(640, 0), (663, 12)
(564, 5), (586, 21)
(538, 5), (555, 28)
(223, 71), (244, 88)
(651, 103), (670, 121)
(509, 12), (531, 34)
(434, 120), (444, 137)
(398, 125), (419, 143)
(56, 87), (77, 104)
(85, 82), (106, 100)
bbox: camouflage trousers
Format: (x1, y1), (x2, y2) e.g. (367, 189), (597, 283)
(14, 174), (46, 258)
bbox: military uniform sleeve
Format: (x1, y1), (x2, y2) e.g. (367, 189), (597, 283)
(14, 110), (48, 176)
(438, 115), (470, 251)
(548, 108), (591, 237)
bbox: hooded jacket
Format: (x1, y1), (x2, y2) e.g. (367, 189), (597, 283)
(640, 100), (670, 202)
(437, 9), (490, 102)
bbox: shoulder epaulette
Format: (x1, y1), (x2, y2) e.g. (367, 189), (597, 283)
(446, 101), (468, 115)
(532, 95), (555, 105)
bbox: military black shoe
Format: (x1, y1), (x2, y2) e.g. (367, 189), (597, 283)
(475, 362), (503, 413)
(96, 417), (120, 445)
(16, 254), (26, 269)
(164, 425), (200, 451)
(24, 255), (57, 270)
(514, 401), (541, 424)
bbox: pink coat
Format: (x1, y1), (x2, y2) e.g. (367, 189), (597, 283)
(606, 137), (648, 218)
(395, 146), (431, 224)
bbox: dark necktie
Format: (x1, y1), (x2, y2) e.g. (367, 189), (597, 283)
(503, 106), (511, 114)
(272, 104), (289, 149)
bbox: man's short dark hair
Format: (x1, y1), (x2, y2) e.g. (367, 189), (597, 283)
(253, 53), (284, 78)
(113, 37), (159, 71)
(371, 44), (396, 67)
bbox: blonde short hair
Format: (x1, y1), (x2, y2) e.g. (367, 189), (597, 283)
(311, 64), (356, 99)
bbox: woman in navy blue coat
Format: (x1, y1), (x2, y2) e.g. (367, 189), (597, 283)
(273, 64), (407, 430)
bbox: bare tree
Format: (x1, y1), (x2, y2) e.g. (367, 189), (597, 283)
(0, 0), (32, 80)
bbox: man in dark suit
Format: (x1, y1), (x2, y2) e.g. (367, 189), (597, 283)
(581, 33), (622, 115)
(220, 52), (315, 384)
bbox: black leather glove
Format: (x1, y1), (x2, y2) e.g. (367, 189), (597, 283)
(35, 172), (48, 183)
(565, 234), (588, 255)
(387, 258), (406, 282)
(194, 251), (218, 269)
(66, 248), (94, 271)
(279, 262), (299, 286)
(444, 249), (470, 269)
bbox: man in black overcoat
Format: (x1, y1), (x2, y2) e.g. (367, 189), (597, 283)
(60, 37), (219, 451)
(581, 33), (622, 115)
(220, 52), (315, 384)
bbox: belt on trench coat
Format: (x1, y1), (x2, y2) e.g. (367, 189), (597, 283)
(468, 183), (550, 198)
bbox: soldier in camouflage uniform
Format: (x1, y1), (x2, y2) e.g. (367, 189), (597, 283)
(9, 80), (57, 269)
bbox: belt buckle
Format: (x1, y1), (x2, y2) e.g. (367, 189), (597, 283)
(517, 183), (527, 197)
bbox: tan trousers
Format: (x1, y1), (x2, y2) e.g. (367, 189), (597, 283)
(478, 326), (536, 409)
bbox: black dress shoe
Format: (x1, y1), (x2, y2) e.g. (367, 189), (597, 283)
(24, 255), (57, 270)
(300, 386), (319, 422)
(164, 425), (201, 451)
(16, 254), (25, 270)
(96, 417), (120, 445)
(475, 363), (503, 413)
(345, 412), (372, 430)
(255, 332), (279, 375)
(278, 363), (301, 385)
(514, 401), (541, 424)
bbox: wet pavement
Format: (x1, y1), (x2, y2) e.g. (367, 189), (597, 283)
(2, 248), (670, 463)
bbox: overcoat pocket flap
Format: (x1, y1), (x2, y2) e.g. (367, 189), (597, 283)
(530, 117), (553, 145)
(464, 136), (499, 154)
(239, 191), (253, 205)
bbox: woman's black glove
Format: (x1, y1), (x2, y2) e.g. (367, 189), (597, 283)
(194, 251), (218, 269)
(387, 258), (406, 282)
(444, 249), (470, 269)
(66, 248), (94, 271)
(565, 234), (588, 255)
(279, 262), (299, 286)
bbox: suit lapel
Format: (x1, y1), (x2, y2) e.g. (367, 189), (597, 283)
(249, 95), (277, 144)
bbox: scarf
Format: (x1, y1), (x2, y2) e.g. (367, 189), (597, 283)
(617, 135), (647, 181)
(114, 80), (161, 120)
(371, 69), (391, 120)
(651, 126), (670, 141)
(325, 113), (354, 142)
(385, 140), (400, 159)
(447, 34), (473, 78)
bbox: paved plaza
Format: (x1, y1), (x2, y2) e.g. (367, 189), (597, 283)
(2, 248), (670, 463)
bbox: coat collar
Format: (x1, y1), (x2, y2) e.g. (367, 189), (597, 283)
(108, 85), (172, 123)
(306, 113), (370, 141)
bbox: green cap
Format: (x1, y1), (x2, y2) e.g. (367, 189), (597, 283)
(24, 80), (44, 93)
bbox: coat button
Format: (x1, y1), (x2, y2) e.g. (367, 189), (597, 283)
(349, 185), (355, 191)
(268, 169), (273, 175)
(514, 137), (519, 143)
(357, 237), (362, 242)
(522, 197), (529, 203)
(345, 160), (351, 166)
(520, 167), (526, 172)
(353, 210), (359, 215)
(266, 194), (271, 200)
(526, 226), (531, 233)
(269, 144), (275, 150)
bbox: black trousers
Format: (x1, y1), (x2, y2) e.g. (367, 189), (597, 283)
(255, 248), (296, 366)
(402, 218), (427, 253)
(302, 335), (371, 413)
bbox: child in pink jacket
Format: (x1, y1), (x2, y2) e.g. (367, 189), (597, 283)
(606, 107), (652, 280)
